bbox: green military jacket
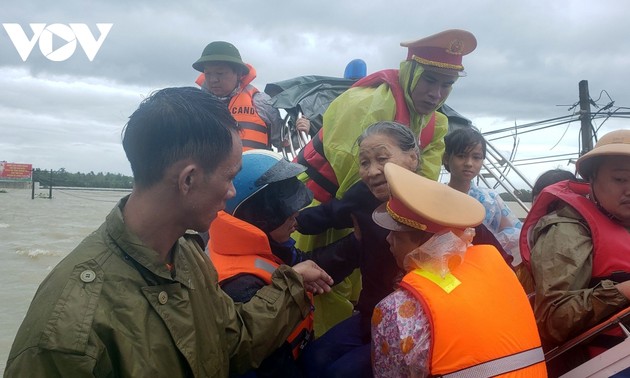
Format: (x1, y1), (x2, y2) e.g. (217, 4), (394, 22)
(4, 199), (311, 377)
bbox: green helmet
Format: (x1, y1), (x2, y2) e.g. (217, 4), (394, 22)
(192, 41), (249, 75)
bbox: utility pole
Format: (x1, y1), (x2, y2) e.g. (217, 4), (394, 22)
(578, 80), (594, 156)
(49, 169), (53, 199)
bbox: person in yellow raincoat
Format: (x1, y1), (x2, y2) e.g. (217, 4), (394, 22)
(294, 29), (478, 336)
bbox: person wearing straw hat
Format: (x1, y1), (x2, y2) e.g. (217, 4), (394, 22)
(192, 41), (309, 151)
(519, 129), (630, 373)
(371, 163), (546, 378)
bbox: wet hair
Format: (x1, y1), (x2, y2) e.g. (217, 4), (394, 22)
(356, 121), (420, 156)
(443, 127), (487, 172)
(122, 87), (240, 188)
(532, 169), (576, 199)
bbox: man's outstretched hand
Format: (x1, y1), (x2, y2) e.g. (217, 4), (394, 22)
(292, 260), (334, 294)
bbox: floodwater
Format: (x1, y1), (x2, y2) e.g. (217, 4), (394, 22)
(0, 188), (129, 374)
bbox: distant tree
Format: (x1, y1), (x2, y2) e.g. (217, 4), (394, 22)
(32, 168), (133, 189)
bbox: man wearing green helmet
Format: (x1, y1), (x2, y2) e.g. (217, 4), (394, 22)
(193, 41), (309, 151)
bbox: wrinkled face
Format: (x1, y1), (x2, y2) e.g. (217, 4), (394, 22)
(445, 143), (484, 183)
(411, 70), (457, 115)
(203, 62), (239, 97)
(591, 156), (630, 226)
(386, 230), (427, 270)
(358, 134), (418, 202)
(192, 132), (242, 231)
(269, 212), (299, 244)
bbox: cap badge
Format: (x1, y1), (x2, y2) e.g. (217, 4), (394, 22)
(446, 39), (464, 55)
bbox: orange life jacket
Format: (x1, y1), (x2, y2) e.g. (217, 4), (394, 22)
(400, 245), (547, 377)
(195, 66), (270, 151)
(295, 69), (436, 203)
(229, 86), (269, 151)
(209, 211), (314, 359)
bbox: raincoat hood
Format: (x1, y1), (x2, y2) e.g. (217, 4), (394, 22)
(399, 60), (451, 127)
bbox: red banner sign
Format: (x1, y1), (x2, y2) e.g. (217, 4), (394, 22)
(0, 162), (32, 181)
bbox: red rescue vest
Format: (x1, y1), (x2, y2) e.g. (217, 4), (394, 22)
(296, 69), (436, 203)
(209, 211), (313, 359)
(400, 245), (547, 377)
(520, 180), (630, 280)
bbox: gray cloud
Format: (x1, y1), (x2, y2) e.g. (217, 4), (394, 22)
(1, 0), (629, 179)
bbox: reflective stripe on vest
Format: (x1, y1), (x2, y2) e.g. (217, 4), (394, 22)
(229, 86), (270, 151)
(440, 347), (545, 378)
(254, 258), (277, 276)
(400, 245), (546, 377)
(295, 128), (339, 201)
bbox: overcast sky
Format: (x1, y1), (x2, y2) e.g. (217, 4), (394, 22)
(1, 0), (628, 187)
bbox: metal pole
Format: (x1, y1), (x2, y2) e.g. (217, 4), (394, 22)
(31, 169), (35, 199)
(579, 80), (593, 156)
(49, 169), (53, 199)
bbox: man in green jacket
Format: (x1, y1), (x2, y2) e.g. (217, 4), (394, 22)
(4, 87), (333, 377)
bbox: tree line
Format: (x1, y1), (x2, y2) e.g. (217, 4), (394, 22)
(30, 167), (537, 199)
(33, 168), (133, 189)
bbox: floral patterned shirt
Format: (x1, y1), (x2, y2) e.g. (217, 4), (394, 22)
(371, 289), (431, 378)
(468, 182), (523, 265)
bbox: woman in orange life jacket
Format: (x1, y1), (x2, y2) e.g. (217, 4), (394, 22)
(208, 149), (357, 378)
(192, 41), (310, 151)
(371, 163), (546, 378)
(520, 129), (630, 375)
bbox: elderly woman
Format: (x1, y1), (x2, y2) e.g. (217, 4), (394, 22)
(371, 163), (546, 378)
(520, 129), (630, 355)
(192, 41), (309, 151)
(298, 121), (420, 377)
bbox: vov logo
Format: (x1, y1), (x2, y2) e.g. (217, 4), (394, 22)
(3, 23), (113, 62)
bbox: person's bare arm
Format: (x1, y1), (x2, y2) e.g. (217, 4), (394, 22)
(616, 281), (630, 300)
